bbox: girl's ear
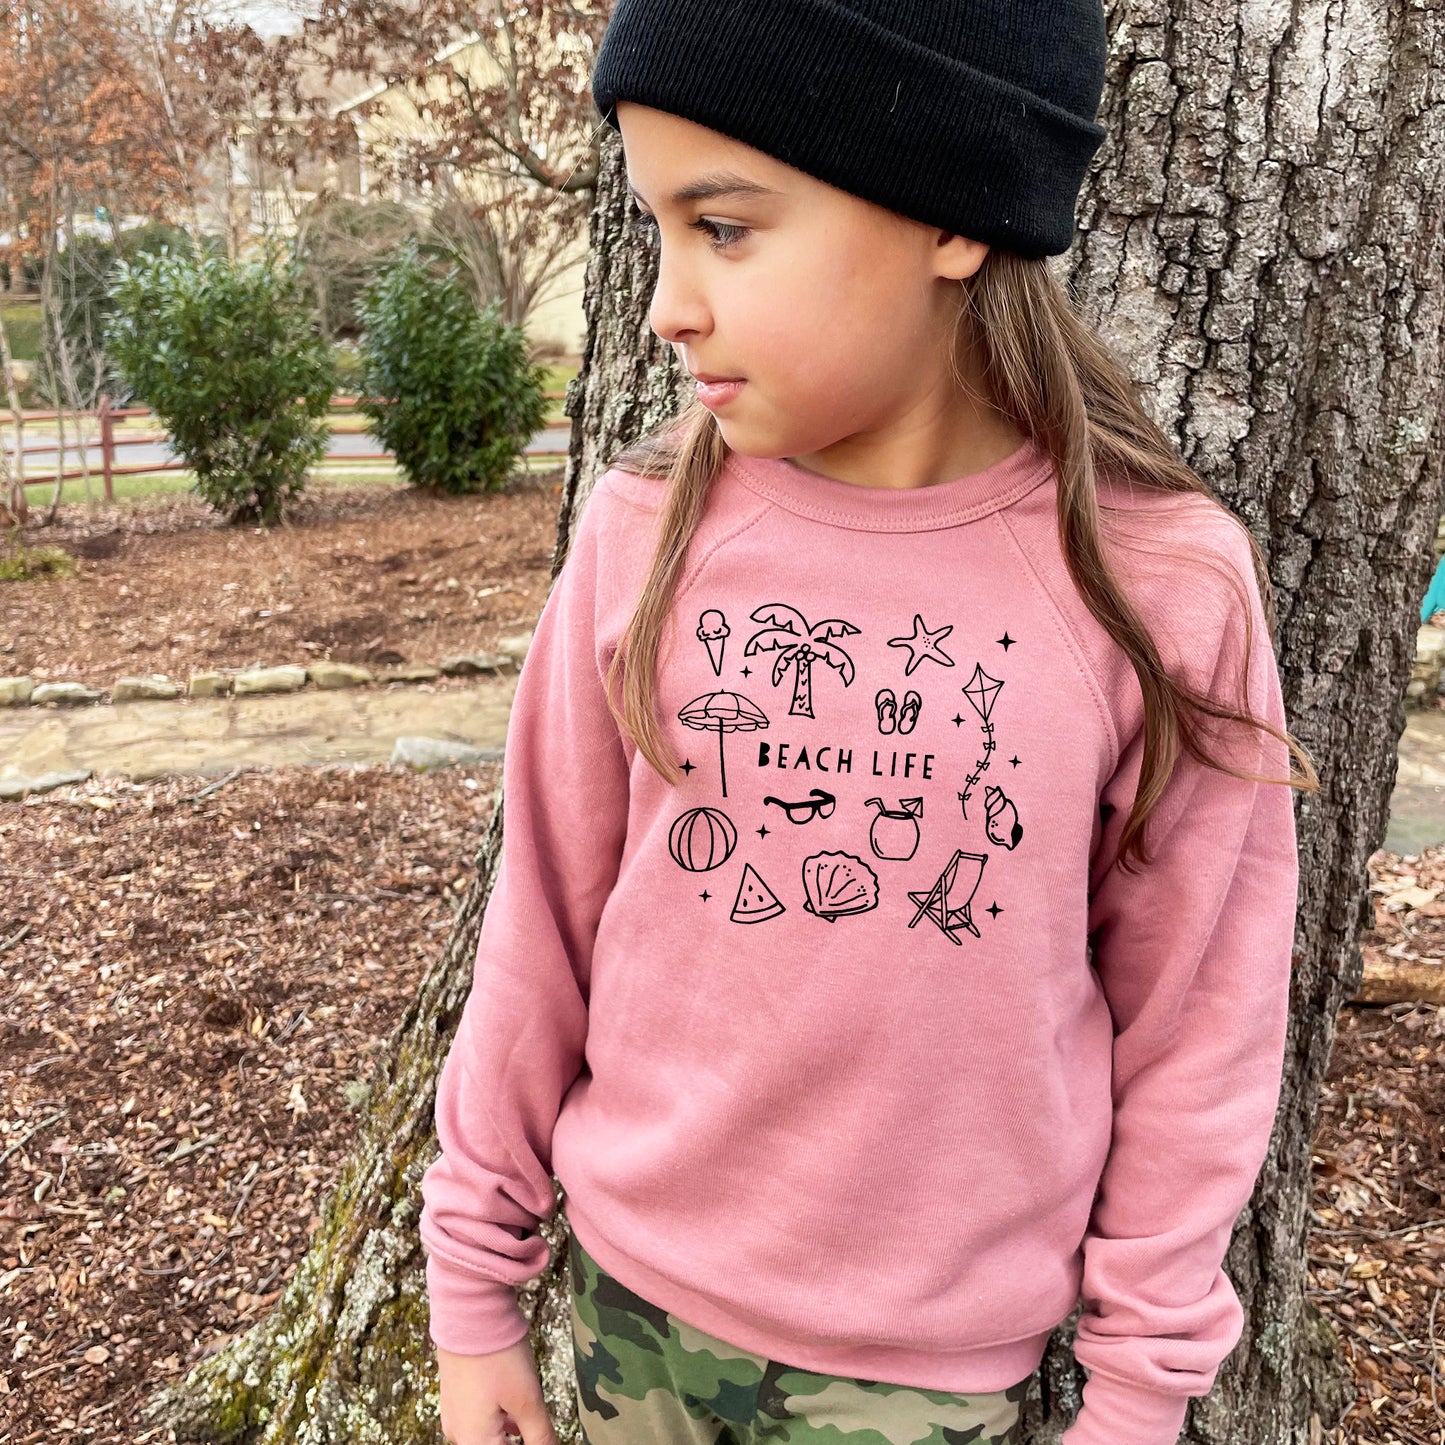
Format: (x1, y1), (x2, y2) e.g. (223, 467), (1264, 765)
(934, 230), (990, 282)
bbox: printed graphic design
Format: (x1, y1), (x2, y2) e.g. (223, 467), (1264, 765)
(669, 807), (738, 871)
(956, 662), (1004, 820)
(887, 613), (954, 675)
(983, 785), (1023, 849)
(874, 687), (922, 734)
(762, 788), (837, 825)
(864, 797), (923, 860)
(743, 604), (860, 719)
(696, 609), (730, 675)
(677, 690), (769, 798)
(801, 850), (880, 922)
(673, 599), (1024, 940)
(908, 849), (988, 944)
(731, 863), (785, 923)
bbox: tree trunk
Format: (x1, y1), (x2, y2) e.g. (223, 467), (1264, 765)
(1028, 1), (1445, 1441)
(148, 0), (1445, 1433)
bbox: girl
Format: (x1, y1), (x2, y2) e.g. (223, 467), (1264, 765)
(420, 3), (1321, 1443)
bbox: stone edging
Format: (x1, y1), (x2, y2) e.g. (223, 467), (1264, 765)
(0, 633), (534, 710)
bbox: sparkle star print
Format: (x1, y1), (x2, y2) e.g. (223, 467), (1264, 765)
(887, 612), (955, 674)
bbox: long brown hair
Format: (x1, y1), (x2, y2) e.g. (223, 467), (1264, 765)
(598, 248), (1321, 876)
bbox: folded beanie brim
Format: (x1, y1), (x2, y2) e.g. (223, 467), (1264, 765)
(591, 0), (1108, 258)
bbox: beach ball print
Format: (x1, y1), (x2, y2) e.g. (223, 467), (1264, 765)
(668, 807), (738, 872)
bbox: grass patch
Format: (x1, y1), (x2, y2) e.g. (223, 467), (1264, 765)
(24, 451), (564, 507)
(308, 467), (407, 489)
(0, 299), (42, 363)
(25, 471), (199, 505)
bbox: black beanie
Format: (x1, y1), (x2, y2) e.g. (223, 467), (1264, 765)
(590, 0), (1109, 259)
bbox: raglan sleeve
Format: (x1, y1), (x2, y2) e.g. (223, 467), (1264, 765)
(1061, 526), (1301, 1445)
(417, 475), (632, 1356)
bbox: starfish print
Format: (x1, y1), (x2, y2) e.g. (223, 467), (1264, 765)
(887, 613), (954, 675)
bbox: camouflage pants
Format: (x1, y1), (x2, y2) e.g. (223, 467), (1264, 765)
(568, 1233), (1028, 1444)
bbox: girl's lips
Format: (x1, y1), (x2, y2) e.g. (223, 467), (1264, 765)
(696, 378), (745, 408)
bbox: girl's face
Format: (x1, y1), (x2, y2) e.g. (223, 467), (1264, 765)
(615, 101), (999, 473)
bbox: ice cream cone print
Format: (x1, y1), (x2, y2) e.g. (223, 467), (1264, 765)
(697, 609), (730, 676)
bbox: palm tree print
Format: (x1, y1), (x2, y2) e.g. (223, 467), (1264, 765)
(743, 604), (860, 718)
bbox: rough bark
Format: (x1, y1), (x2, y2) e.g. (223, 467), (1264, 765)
(148, 0), (1444, 1435)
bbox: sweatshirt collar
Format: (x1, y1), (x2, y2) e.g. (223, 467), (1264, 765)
(725, 433), (1055, 532)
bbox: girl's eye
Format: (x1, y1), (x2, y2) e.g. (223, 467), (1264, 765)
(629, 207), (749, 252)
(695, 218), (749, 249)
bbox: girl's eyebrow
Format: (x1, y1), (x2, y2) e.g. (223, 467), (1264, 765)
(627, 170), (781, 206)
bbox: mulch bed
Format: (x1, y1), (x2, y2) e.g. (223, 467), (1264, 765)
(1314, 843), (1445, 1445)
(1, 763), (501, 1443)
(1, 473), (566, 689)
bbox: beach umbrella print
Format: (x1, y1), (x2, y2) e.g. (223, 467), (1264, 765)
(677, 690), (769, 798)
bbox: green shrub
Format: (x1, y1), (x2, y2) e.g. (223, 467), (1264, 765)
(0, 534), (76, 581)
(105, 246), (336, 525)
(355, 240), (548, 494)
(0, 299), (43, 364)
(333, 342), (365, 393)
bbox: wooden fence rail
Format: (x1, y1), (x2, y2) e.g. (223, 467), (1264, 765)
(3, 391), (570, 499)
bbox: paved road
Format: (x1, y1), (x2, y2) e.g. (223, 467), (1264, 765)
(7, 424), (573, 474)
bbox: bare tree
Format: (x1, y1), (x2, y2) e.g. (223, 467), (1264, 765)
(425, 166), (588, 330)
(0, 307), (27, 526)
(247, 1), (610, 325)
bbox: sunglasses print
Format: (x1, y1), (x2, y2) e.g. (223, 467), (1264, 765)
(761, 788), (838, 825)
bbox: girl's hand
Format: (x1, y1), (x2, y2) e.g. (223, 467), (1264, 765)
(437, 1339), (561, 1445)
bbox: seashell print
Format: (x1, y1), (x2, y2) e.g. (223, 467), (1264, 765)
(800, 850), (880, 922)
(983, 785), (1023, 850)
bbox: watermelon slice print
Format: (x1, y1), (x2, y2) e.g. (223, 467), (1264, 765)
(730, 863), (785, 924)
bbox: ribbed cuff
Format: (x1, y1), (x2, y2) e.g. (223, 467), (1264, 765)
(1058, 1369), (1192, 1445)
(425, 1252), (532, 1356)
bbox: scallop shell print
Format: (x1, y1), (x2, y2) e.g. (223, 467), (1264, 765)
(800, 850), (880, 922)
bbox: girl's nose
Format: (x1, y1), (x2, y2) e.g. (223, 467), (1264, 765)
(648, 247), (710, 346)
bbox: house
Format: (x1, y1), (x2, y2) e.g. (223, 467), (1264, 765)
(220, 23), (590, 359)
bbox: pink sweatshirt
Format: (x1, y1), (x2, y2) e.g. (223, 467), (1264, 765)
(418, 434), (1299, 1445)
